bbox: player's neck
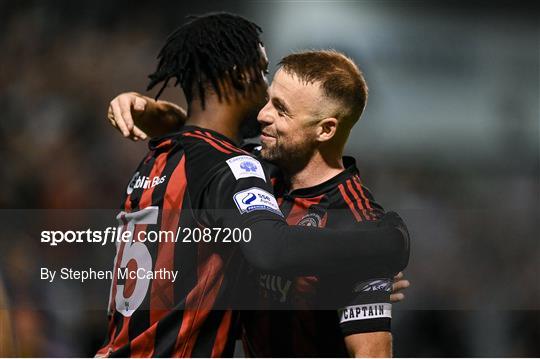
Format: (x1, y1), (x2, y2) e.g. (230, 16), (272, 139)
(287, 152), (344, 191)
(187, 96), (244, 144)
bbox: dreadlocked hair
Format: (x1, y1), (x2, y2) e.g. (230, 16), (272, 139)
(147, 12), (265, 109)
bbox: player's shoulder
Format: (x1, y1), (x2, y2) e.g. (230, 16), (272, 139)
(179, 127), (268, 181)
(324, 156), (385, 218)
(181, 127), (244, 156)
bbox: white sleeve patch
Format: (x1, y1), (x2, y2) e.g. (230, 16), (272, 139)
(339, 303), (392, 324)
(233, 187), (283, 216)
(226, 155), (266, 182)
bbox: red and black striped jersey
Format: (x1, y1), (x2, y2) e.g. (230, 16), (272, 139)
(97, 125), (407, 357)
(242, 156), (393, 357)
(97, 126), (283, 358)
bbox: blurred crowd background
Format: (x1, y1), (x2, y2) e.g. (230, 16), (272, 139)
(0, 0), (538, 357)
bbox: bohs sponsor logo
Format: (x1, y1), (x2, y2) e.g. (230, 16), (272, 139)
(126, 172), (139, 195)
(259, 273), (292, 303)
(127, 172), (167, 195)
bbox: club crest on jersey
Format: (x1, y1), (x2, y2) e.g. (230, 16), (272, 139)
(226, 155), (266, 182)
(297, 213), (322, 227)
(233, 187), (283, 216)
(354, 279), (392, 293)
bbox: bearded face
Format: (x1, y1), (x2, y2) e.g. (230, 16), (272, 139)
(259, 124), (318, 168)
(257, 69), (325, 170)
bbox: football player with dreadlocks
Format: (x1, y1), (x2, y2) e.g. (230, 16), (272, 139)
(98, 13), (409, 357)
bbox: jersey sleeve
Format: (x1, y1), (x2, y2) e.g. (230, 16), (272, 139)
(199, 155), (409, 277)
(338, 278), (393, 336)
(199, 155), (285, 228)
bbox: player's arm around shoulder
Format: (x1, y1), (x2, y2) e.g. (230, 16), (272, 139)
(107, 91), (187, 140)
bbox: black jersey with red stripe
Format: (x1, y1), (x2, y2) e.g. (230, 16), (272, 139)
(242, 157), (393, 357)
(97, 126), (283, 358)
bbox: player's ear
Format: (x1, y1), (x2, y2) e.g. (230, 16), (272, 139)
(316, 117), (338, 142)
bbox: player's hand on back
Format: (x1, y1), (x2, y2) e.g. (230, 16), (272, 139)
(390, 271), (410, 303)
(107, 92), (150, 141)
(108, 92), (188, 140)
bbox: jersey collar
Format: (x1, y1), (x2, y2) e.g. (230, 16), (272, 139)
(148, 125), (239, 149)
(284, 156), (360, 198)
(180, 125), (239, 146)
